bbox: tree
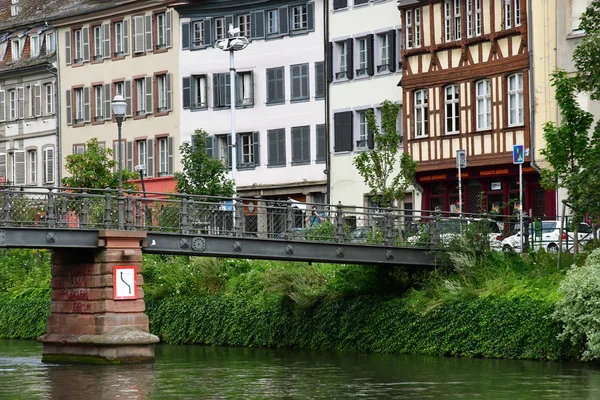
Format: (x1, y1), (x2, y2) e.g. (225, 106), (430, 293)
(175, 129), (234, 197)
(572, 0), (600, 99)
(61, 138), (138, 190)
(352, 100), (417, 207)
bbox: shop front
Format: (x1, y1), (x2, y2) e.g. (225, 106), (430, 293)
(417, 164), (556, 218)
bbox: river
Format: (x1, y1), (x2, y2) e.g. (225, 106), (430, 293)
(1, 339), (600, 399)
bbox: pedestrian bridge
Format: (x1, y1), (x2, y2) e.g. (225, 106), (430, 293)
(0, 186), (437, 267)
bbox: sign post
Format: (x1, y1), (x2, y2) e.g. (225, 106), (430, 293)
(456, 150), (467, 215)
(513, 144), (525, 253)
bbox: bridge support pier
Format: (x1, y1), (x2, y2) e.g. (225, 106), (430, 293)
(38, 230), (159, 364)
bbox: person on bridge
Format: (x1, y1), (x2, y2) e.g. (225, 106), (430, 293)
(306, 206), (325, 228)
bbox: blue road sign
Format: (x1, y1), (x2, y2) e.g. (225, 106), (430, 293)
(513, 144), (524, 164)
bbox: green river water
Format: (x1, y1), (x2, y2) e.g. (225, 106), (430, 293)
(1, 339), (600, 399)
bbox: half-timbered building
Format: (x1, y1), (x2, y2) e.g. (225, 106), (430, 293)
(399, 0), (557, 217)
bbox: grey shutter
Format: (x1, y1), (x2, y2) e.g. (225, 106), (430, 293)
(276, 67), (284, 102)
(65, 31), (71, 65)
(367, 34), (374, 76)
(124, 80), (132, 117)
(17, 87), (24, 119)
(166, 9), (172, 48)
(145, 76), (153, 115)
(388, 30), (396, 72)
(146, 138), (154, 178)
(82, 26), (90, 62)
(206, 136), (214, 158)
(123, 19), (130, 55)
(45, 148), (54, 183)
(227, 134), (232, 168)
(213, 75), (219, 107)
(292, 127), (301, 162)
(127, 140), (133, 171)
(315, 62), (324, 98)
(266, 69), (275, 103)
(279, 6), (289, 35)
(34, 84), (42, 117)
(133, 16), (144, 53)
(334, 111), (353, 152)
(103, 84), (111, 120)
(251, 11), (265, 39)
(0, 91), (5, 122)
(182, 22), (190, 50)
(327, 42), (333, 83)
(307, 2), (315, 31)
(333, 0), (347, 10)
(65, 89), (72, 125)
(102, 23), (110, 59)
(182, 77), (191, 109)
(346, 38), (354, 79)
(0, 154), (6, 180)
(303, 126), (310, 162)
(301, 64), (309, 99)
(291, 65), (299, 99)
(204, 18), (213, 46)
(83, 86), (90, 123)
(236, 134), (242, 167)
(253, 131), (260, 166)
(316, 124), (326, 162)
(145, 14), (153, 52)
(268, 130), (276, 165)
(222, 73), (231, 107)
(24, 86), (30, 118)
(367, 108), (375, 149)
(168, 136), (174, 174)
(166, 73), (172, 111)
(15, 152), (25, 185)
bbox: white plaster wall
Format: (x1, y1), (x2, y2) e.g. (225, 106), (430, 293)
(179, 1), (326, 191)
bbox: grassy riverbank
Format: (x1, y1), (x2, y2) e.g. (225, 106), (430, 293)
(0, 245), (594, 361)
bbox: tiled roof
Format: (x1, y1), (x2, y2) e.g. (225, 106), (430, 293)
(0, 52), (54, 73)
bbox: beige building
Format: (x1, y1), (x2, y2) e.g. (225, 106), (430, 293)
(53, 0), (180, 192)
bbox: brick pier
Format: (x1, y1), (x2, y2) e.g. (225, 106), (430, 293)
(38, 230), (159, 364)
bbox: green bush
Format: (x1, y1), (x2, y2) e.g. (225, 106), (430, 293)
(0, 296), (49, 339)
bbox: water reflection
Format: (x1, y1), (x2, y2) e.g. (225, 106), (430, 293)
(2, 340), (600, 399)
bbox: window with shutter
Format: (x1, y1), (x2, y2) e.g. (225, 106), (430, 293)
(192, 75), (208, 108)
(334, 111), (353, 152)
(266, 67), (284, 104)
(133, 15), (145, 53)
(315, 62), (324, 99)
(291, 126), (310, 164)
(267, 128), (286, 166)
(238, 132), (257, 167)
(28, 150), (37, 184)
(0, 154), (6, 182)
(333, 0), (347, 10)
(236, 71), (253, 106)
(290, 63), (309, 101)
(213, 73), (231, 108)
(316, 124), (326, 163)
(12, 151), (25, 185)
(0, 91), (5, 122)
(43, 147), (54, 184)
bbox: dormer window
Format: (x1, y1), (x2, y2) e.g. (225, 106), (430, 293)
(11, 40), (20, 60)
(30, 36), (39, 57)
(11, 0), (19, 17)
(45, 32), (55, 54)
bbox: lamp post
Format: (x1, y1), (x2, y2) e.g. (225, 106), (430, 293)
(111, 94), (127, 229)
(215, 25), (249, 235)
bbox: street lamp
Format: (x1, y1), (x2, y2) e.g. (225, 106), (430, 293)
(111, 94), (127, 229)
(214, 25), (249, 195)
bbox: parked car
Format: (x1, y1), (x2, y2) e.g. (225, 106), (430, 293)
(501, 221), (592, 253)
(407, 217), (502, 250)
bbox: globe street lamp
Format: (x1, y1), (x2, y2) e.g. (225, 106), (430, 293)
(111, 94), (127, 228)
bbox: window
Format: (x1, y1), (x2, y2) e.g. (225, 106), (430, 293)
(476, 79), (491, 130)
(335, 41), (347, 79)
(267, 10), (279, 35)
(267, 128), (286, 166)
(156, 13), (167, 48)
(291, 5), (307, 31)
(238, 14), (251, 38)
(30, 36), (39, 57)
(74, 28), (83, 61)
(291, 126), (310, 164)
(73, 144), (85, 154)
(414, 8), (422, 47)
(414, 89), (428, 138)
(357, 111), (369, 148)
(454, 0), (462, 40)
(356, 38), (368, 76)
(466, 0), (482, 37)
(215, 18), (226, 40)
(334, 111), (353, 152)
(43, 147), (54, 184)
(266, 67), (285, 104)
(156, 74), (171, 112)
(192, 21), (204, 47)
(237, 71), (253, 106)
(74, 88), (84, 123)
(316, 124), (326, 163)
(445, 85), (460, 135)
(157, 137), (172, 176)
(444, 0), (462, 42)
(239, 132), (255, 166)
(11, 40), (20, 60)
(114, 21), (124, 55)
(26, 85), (33, 118)
(45, 31), (55, 54)
(475, 0), (482, 36)
(93, 25), (102, 59)
(315, 61), (325, 99)
(508, 73), (524, 126)
(12, 151), (25, 185)
(135, 78), (146, 115)
(189, 75), (206, 108)
(28, 150), (37, 185)
(11, 0), (19, 16)
(213, 73), (231, 108)
(405, 10), (415, 49)
(378, 33), (389, 72)
(572, 0), (591, 32)
(217, 135), (230, 166)
(136, 140), (147, 174)
(505, 0), (521, 29)
(290, 63), (309, 101)
(333, 0), (347, 10)
(8, 89), (17, 120)
(94, 85), (103, 120)
(45, 83), (54, 115)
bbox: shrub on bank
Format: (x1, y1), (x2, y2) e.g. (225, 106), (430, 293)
(0, 296), (49, 339)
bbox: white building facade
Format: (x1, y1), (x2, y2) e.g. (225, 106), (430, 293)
(328, 0), (418, 210)
(175, 0), (327, 206)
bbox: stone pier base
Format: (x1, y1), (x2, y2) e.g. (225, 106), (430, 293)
(38, 230), (159, 364)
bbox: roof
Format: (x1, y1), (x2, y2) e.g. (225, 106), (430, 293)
(0, 52), (55, 73)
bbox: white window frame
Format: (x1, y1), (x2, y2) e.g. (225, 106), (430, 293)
(508, 73), (524, 126)
(335, 41), (347, 80)
(28, 150), (37, 185)
(193, 75), (207, 108)
(476, 79), (491, 130)
(45, 83), (54, 115)
(114, 21), (124, 55)
(9, 89), (17, 120)
(444, 0), (452, 42)
(238, 71), (253, 106)
(357, 38), (367, 76)
(43, 147), (54, 184)
(467, 0), (474, 37)
(11, 0), (19, 16)
(357, 110), (368, 149)
(267, 10), (279, 35)
(454, 0), (462, 40)
(93, 25), (102, 58)
(414, 8), (422, 47)
(158, 137), (169, 176)
(30, 35), (39, 57)
(157, 75), (167, 111)
(291, 5), (308, 31)
(238, 14), (251, 38)
(445, 84), (460, 135)
(94, 85), (103, 120)
(157, 13), (167, 47)
(475, 0), (482, 36)
(136, 78), (146, 115)
(46, 32), (55, 54)
(74, 29), (82, 61)
(192, 20), (204, 47)
(11, 40), (20, 60)
(75, 88), (84, 123)
(377, 33), (389, 73)
(215, 18), (226, 40)
(405, 10), (413, 49)
(240, 133), (254, 165)
(27, 85), (33, 118)
(414, 89), (428, 138)
(137, 140), (147, 171)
